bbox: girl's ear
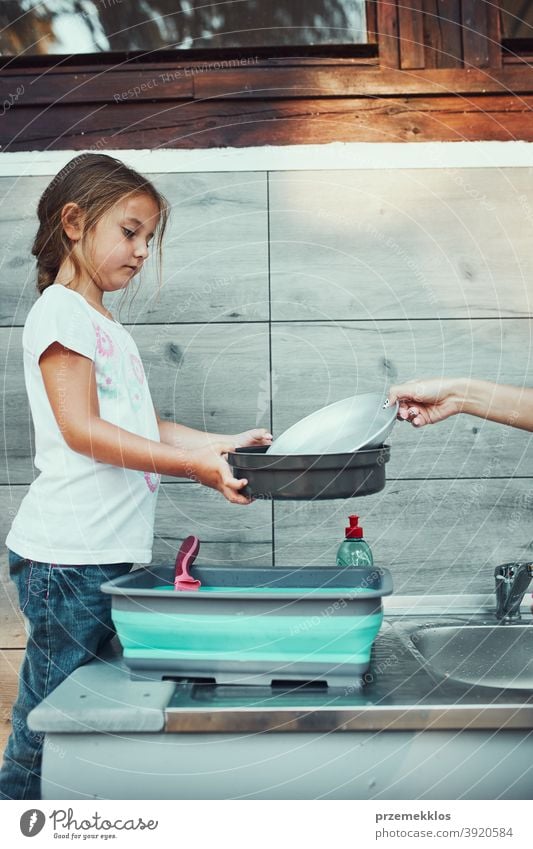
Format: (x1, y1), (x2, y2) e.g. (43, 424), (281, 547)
(60, 202), (85, 241)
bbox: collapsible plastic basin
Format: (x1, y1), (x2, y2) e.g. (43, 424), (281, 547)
(101, 565), (393, 688)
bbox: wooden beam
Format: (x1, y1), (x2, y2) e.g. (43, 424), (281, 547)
(6, 65), (533, 107)
(3, 94), (533, 150)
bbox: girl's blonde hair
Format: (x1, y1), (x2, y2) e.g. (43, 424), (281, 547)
(32, 153), (169, 295)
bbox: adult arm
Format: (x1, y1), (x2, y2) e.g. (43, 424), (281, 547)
(389, 377), (533, 431)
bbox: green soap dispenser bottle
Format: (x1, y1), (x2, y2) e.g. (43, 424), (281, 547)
(336, 515), (373, 568)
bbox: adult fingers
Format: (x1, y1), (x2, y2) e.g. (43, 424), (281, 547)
(397, 401), (419, 420)
(389, 382), (418, 406)
(389, 380), (432, 406)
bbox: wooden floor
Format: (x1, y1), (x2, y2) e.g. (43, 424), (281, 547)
(0, 652), (23, 760)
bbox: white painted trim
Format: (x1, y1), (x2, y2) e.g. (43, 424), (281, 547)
(1, 141), (533, 176)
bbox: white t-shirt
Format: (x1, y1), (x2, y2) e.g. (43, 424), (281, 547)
(7, 284), (161, 564)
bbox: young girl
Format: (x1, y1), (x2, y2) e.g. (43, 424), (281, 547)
(0, 153), (271, 800)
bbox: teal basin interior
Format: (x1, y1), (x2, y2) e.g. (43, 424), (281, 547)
(114, 595), (382, 663)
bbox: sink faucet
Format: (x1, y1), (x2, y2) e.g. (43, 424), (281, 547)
(494, 562), (533, 621)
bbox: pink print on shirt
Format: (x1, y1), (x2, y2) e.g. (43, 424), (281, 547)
(144, 472), (161, 493)
(93, 322), (119, 396)
(127, 354), (146, 411)
(94, 324), (114, 357)
(129, 354), (145, 384)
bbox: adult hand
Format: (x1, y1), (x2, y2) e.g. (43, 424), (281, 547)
(388, 378), (466, 428)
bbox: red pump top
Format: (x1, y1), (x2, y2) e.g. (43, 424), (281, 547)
(345, 515), (364, 539)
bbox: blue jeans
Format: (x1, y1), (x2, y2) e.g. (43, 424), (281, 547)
(0, 550), (132, 800)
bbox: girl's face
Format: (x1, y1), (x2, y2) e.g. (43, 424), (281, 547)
(87, 193), (161, 293)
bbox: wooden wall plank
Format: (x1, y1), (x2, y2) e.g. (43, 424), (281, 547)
(487, 0), (503, 69)
(1, 321), (270, 484)
(0, 534), (26, 648)
(0, 57), (381, 79)
(0, 491), (45, 650)
(0, 481), (272, 649)
(109, 171), (269, 324)
(150, 484), (273, 567)
(3, 477), (533, 602)
(377, 0), (400, 69)
(423, 0), (463, 69)
(130, 322), (272, 436)
(15, 163), (533, 329)
(151, 539), (272, 568)
(0, 175), (49, 326)
(409, 106), (532, 141)
(0, 650), (24, 761)
(4, 317), (533, 484)
(0, 484), (273, 563)
(4, 64), (533, 110)
(270, 320), (533, 480)
(273, 477), (533, 593)
(268, 168), (533, 320)
(462, 0), (491, 68)
(423, 0), (439, 70)
(192, 65), (533, 99)
(366, 0), (378, 44)
(5, 93), (533, 151)
(0, 172), (269, 327)
(398, 1), (426, 70)
(0, 70), (193, 106)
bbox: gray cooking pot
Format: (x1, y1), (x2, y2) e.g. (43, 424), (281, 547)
(227, 445), (390, 501)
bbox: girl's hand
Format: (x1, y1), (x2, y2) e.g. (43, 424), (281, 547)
(187, 442), (252, 505)
(232, 428), (273, 449)
(388, 378), (466, 428)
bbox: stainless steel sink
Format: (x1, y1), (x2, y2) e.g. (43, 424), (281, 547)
(411, 624), (533, 690)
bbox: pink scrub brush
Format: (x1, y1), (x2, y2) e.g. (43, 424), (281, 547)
(174, 535), (201, 591)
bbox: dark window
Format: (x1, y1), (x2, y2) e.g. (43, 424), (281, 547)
(0, 1), (368, 57)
